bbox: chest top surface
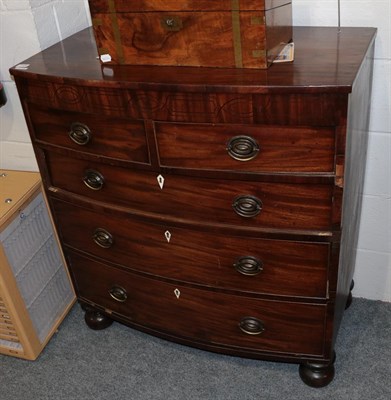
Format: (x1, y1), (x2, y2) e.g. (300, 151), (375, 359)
(10, 26), (376, 94)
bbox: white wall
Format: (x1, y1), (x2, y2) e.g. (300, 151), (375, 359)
(294, 1), (391, 302)
(0, 1), (390, 301)
(0, 0), (91, 170)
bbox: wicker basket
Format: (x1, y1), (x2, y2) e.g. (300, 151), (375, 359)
(0, 170), (75, 360)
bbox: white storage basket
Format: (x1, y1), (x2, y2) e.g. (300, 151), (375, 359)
(0, 170), (75, 359)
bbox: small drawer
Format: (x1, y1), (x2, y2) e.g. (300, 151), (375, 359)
(69, 251), (326, 356)
(52, 199), (330, 298)
(28, 104), (149, 164)
(156, 122), (336, 173)
(46, 152), (334, 231)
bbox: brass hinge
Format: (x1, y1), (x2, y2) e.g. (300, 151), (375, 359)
(335, 157), (344, 188)
(251, 15), (266, 25)
(252, 50), (266, 58)
(231, 0), (243, 68)
(92, 17), (102, 27)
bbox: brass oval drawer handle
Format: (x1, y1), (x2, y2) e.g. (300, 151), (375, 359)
(83, 169), (104, 190)
(233, 256), (263, 276)
(232, 195), (262, 218)
(69, 122), (91, 145)
(227, 135), (260, 161)
(239, 317), (265, 336)
(92, 228), (114, 248)
(108, 286), (127, 303)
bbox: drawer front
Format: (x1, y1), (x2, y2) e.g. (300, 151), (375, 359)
(28, 104), (150, 164)
(69, 251), (326, 356)
(156, 122), (335, 173)
(53, 200), (329, 298)
(21, 80), (340, 126)
(46, 152), (334, 230)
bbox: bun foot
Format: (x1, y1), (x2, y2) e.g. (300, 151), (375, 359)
(345, 279), (355, 310)
(299, 353), (335, 387)
(84, 307), (113, 330)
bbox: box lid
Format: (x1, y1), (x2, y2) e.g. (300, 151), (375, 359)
(0, 170), (41, 229)
(89, 0), (291, 13)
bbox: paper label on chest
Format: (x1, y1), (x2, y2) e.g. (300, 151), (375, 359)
(88, 0), (292, 68)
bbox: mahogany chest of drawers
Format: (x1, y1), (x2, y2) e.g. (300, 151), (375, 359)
(88, 0), (292, 68)
(10, 26), (376, 386)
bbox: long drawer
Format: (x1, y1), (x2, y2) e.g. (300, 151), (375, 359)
(21, 80), (340, 126)
(46, 152), (334, 230)
(52, 199), (330, 298)
(68, 251), (327, 356)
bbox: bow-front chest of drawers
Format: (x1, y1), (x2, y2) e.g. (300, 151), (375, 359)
(10, 26), (376, 387)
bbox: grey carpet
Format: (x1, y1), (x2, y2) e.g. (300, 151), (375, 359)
(1, 298), (390, 400)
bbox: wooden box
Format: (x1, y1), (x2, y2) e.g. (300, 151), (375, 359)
(0, 170), (75, 360)
(89, 0), (292, 68)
